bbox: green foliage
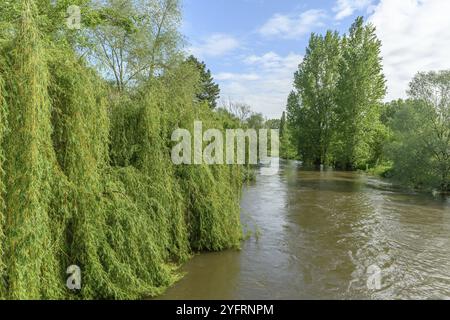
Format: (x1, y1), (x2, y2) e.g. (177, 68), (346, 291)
(380, 99), (406, 126)
(264, 118), (280, 130)
(286, 90), (301, 156)
(333, 17), (386, 169)
(293, 30), (341, 166)
(154, 64), (242, 250)
(279, 112), (286, 138)
(287, 17), (386, 169)
(0, 0), (243, 300)
(0, 66), (6, 296)
(246, 113), (265, 130)
(387, 72), (450, 191)
(2, 0), (62, 299)
(367, 163), (393, 178)
(179, 163), (242, 251)
(279, 112), (297, 160)
(186, 55), (220, 109)
(214, 107), (241, 130)
(87, 0), (183, 90)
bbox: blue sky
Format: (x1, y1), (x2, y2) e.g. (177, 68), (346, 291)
(181, 0), (450, 118)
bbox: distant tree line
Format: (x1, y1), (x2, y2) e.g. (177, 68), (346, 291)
(382, 72), (450, 192)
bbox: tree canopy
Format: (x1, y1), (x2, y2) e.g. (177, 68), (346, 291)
(286, 17), (386, 169)
(387, 71), (450, 191)
(283, 17), (448, 191)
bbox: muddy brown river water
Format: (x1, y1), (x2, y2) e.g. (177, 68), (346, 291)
(160, 161), (450, 300)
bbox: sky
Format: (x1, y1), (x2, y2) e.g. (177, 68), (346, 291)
(181, 0), (450, 119)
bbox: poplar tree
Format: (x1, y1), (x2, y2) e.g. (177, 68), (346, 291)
(186, 55), (221, 109)
(293, 30), (341, 166)
(334, 17), (386, 169)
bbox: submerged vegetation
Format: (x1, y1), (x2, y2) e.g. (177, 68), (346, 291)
(0, 0), (243, 299)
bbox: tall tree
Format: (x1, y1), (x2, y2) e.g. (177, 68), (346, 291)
(279, 111), (296, 159)
(279, 111), (286, 138)
(333, 17), (386, 169)
(286, 90), (302, 157)
(88, 0), (182, 91)
(4, 0), (61, 299)
(186, 55), (220, 109)
(292, 30), (341, 166)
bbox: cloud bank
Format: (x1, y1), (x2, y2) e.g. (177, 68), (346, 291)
(258, 9), (326, 39)
(188, 33), (239, 58)
(369, 0), (450, 100)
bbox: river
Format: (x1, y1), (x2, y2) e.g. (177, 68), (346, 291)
(159, 160), (450, 300)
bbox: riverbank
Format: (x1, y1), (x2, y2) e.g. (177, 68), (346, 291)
(365, 164), (450, 196)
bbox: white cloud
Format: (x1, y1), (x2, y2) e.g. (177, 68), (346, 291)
(215, 72), (260, 81)
(217, 52), (302, 118)
(368, 0), (450, 101)
(333, 0), (374, 20)
(244, 52), (302, 71)
(258, 9), (326, 39)
(188, 34), (239, 58)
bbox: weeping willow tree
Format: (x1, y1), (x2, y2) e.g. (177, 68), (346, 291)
(2, 0), (62, 299)
(0, 70), (6, 297)
(48, 49), (185, 299)
(109, 61), (243, 255)
(155, 64), (242, 251)
(0, 0), (244, 300)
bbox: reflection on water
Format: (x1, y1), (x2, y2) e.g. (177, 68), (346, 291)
(159, 161), (450, 300)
